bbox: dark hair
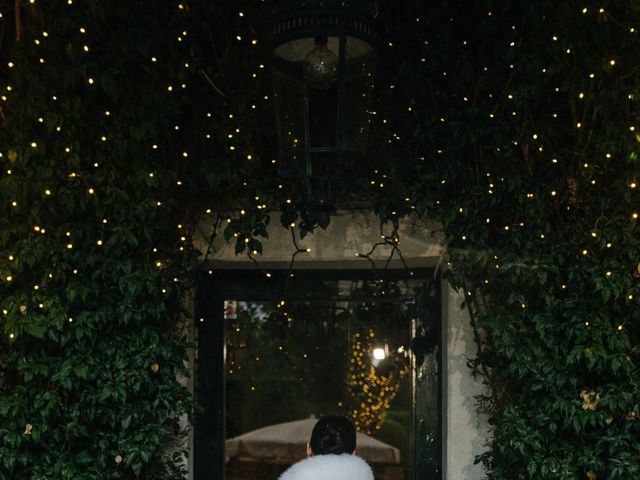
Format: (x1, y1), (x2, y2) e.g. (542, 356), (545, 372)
(309, 416), (356, 455)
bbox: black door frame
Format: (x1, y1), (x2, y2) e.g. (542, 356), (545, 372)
(193, 268), (442, 480)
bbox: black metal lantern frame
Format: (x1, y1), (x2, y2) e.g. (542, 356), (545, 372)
(265, 0), (380, 204)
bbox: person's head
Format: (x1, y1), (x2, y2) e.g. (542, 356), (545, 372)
(307, 416), (356, 456)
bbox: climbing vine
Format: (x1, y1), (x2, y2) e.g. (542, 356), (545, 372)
(397, 1), (640, 478)
(0, 1), (202, 478)
(1, 0), (640, 479)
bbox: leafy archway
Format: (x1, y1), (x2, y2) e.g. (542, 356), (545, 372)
(1, 1), (639, 479)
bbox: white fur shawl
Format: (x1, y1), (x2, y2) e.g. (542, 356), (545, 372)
(279, 454), (374, 480)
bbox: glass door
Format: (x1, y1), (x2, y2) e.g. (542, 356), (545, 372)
(194, 270), (441, 480)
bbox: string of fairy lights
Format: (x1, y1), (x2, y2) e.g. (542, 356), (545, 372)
(427, 7), (640, 464)
(1, 1), (639, 455)
(424, 7), (639, 311)
(0, 4), (639, 478)
(218, 4), (638, 300)
(0, 1), (198, 339)
(0, 0), (632, 336)
(347, 330), (408, 434)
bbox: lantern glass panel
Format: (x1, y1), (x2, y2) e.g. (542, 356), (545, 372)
(343, 48), (377, 155)
(272, 69), (308, 172)
(272, 33), (377, 177)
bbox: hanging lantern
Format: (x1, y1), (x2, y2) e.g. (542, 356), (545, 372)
(265, 0), (380, 204)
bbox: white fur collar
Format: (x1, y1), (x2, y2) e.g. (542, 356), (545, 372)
(279, 454), (374, 480)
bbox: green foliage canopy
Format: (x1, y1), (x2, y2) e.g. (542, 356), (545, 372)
(1, 0), (640, 479)
(0, 1), (200, 478)
(391, 1), (640, 478)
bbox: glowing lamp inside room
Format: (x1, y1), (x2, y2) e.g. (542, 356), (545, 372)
(265, 0), (380, 203)
(372, 347), (386, 360)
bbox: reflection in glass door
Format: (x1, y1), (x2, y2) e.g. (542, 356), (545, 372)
(194, 270), (441, 480)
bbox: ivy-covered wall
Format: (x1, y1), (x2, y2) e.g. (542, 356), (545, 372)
(397, 1), (640, 478)
(1, 0), (640, 479)
(0, 2), (200, 478)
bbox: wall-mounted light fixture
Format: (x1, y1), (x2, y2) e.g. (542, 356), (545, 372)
(265, 0), (380, 204)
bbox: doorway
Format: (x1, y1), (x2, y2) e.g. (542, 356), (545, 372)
(194, 269), (442, 480)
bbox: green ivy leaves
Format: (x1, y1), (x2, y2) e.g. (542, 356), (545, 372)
(0, 1), (195, 478)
